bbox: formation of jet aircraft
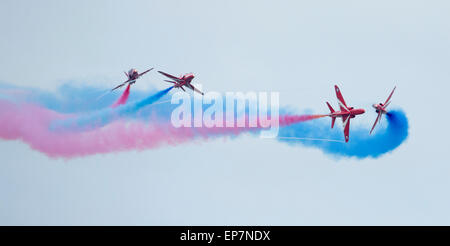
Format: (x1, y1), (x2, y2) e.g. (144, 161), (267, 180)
(107, 67), (397, 142)
(325, 85), (397, 142)
(109, 68), (204, 95)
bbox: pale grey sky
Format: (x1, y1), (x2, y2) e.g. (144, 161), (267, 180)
(0, 0), (449, 225)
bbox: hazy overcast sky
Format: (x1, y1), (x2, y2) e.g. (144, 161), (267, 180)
(0, 0), (449, 225)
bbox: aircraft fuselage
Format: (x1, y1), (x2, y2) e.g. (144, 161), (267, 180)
(373, 103), (387, 114)
(181, 74), (195, 83)
(127, 69), (139, 80)
(330, 108), (365, 118)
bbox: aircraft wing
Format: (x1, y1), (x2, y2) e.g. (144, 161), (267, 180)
(190, 84), (204, 95)
(111, 82), (127, 91)
(370, 111), (383, 134)
(111, 79), (134, 91)
(343, 116), (350, 142)
(335, 85), (349, 112)
(158, 71), (182, 81)
(138, 68), (153, 77)
(384, 86), (396, 105)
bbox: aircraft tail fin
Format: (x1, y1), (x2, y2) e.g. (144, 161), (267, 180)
(326, 102), (335, 113)
(327, 102), (336, 128)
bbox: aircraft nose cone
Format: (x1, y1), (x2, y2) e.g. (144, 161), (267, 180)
(361, 109), (365, 114)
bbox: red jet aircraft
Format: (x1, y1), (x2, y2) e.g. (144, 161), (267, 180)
(158, 71), (204, 95)
(326, 85), (365, 142)
(111, 68), (153, 91)
(370, 86), (396, 134)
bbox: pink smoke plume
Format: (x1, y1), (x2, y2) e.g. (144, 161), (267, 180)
(0, 99), (325, 158)
(0, 100), (193, 157)
(111, 84), (131, 108)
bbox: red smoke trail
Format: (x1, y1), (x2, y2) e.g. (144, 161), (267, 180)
(279, 114), (328, 126)
(111, 84), (131, 108)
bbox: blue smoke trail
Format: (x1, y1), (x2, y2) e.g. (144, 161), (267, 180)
(278, 109), (409, 158)
(0, 81), (157, 113)
(0, 82), (261, 122)
(50, 87), (173, 131)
